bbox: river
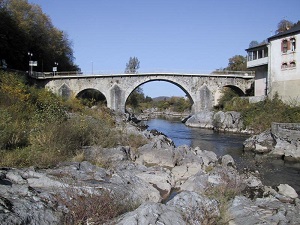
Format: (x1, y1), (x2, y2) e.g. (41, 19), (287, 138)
(145, 117), (300, 194)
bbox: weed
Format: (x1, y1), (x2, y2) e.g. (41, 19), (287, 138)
(205, 168), (244, 224)
(54, 187), (140, 225)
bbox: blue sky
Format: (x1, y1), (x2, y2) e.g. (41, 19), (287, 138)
(29, 0), (299, 97)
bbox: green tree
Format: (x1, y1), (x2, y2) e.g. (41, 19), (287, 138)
(126, 86), (145, 109)
(0, 0), (79, 72)
(216, 87), (240, 109)
(125, 57), (140, 74)
(226, 55), (247, 71)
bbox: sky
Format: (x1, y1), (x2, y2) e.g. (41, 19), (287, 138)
(28, 0), (300, 97)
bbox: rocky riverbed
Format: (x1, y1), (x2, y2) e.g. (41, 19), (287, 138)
(243, 123), (300, 162)
(1, 120), (300, 224)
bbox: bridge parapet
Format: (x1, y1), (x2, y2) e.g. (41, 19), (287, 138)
(30, 70), (255, 79)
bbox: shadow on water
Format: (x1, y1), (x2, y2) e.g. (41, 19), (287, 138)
(146, 117), (300, 194)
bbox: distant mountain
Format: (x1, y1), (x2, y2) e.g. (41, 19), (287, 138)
(152, 96), (184, 102)
(152, 96), (170, 102)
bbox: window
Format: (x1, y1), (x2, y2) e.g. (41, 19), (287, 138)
(291, 38), (296, 51)
(264, 47), (268, 57)
(290, 61), (296, 68)
(247, 52), (253, 61)
(281, 62), (288, 69)
(282, 40), (288, 53)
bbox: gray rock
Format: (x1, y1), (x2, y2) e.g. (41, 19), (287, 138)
(166, 191), (220, 224)
(243, 129), (274, 153)
(228, 195), (300, 225)
(244, 123), (300, 162)
(115, 202), (185, 225)
(185, 110), (214, 128)
(172, 163), (203, 187)
(109, 171), (162, 203)
(221, 154), (235, 167)
(135, 168), (174, 199)
(136, 145), (176, 168)
(213, 111), (244, 133)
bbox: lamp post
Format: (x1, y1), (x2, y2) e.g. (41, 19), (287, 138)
(53, 62), (58, 76)
(28, 52), (33, 75)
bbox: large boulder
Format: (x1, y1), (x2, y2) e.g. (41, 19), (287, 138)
(115, 202), (185, 225)
(185, 110), (214, 128)
(166, 191), (220, 224)
(227, 195), (300, 225)
(243, 129), (274, 153)
(213, 111), (245, 133)
(244, 123), (300, 162)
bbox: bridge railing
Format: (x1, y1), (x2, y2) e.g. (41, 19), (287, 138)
(29, 70), (255, 79)
(210, 70), (255, 76)
(29, 71), (83, 78)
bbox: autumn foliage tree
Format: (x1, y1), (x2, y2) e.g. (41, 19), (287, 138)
(0, 0), (79, 72)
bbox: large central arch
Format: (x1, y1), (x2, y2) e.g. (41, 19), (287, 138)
(124, 79), (194, 107)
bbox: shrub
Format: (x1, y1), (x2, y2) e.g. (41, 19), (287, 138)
(222, 94), (300, 133)
(55, 188), (140, 225)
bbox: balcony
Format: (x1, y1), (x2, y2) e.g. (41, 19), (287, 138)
(247, 56), (268, 68)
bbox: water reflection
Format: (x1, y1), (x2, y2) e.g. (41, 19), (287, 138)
(146, 118), (300, 194)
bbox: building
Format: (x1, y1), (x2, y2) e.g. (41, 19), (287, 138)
(246, 23), (300, 103)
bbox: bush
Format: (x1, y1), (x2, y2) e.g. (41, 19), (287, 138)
(0, 72), (122, 167)
(55, 188), (140, 224)
(223, 94), (300, 133)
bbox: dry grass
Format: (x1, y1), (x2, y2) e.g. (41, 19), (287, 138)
(54, 187), (139, 225)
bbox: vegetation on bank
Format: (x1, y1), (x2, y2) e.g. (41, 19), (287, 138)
(126, 86), (192, 114)
(0, 71), (146, 168)
(218, 89), (300, 133)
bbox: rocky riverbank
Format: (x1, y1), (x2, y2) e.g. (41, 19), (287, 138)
(1, 120), (300, 224)
(243, 123), (300, 162)
(184, 110), (251, 134)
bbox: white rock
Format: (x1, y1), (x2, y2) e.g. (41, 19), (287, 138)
(277, 184), (298, 199)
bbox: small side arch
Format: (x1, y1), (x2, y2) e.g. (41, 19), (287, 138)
(214, 85), (245, 107)
(76, 88), (107, 106)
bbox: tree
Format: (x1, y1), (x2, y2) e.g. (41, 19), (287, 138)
(0, 0), (79, 72)
(226, 55), (247, 71)
(217, 87), (240, 109)
(276, 19), (294, 34)
(126, 86), (145, 109)
(248, 41), (259, 48)
(125, 57), (140, 74)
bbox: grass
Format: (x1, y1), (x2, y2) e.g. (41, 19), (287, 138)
(54, 187), (140, 225)
(0, 71), (148, 168)
(204, 167), (245, 224)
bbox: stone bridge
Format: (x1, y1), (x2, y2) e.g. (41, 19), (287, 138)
(33, 72), (254, 113)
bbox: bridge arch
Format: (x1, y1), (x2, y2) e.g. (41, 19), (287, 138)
(214, 85), (245, 107)
(123, 78), (195, 112)
(76, 88), (107, 106)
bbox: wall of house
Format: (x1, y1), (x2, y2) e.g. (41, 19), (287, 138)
(254, 65), (268, 96)
(269, 33), (300, 102)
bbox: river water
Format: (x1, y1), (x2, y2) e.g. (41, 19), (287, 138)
(145, 117), (300, 194)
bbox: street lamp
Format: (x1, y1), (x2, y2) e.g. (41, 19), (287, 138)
(28, 52), (33, 75)
(53, 62), (58, 76)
